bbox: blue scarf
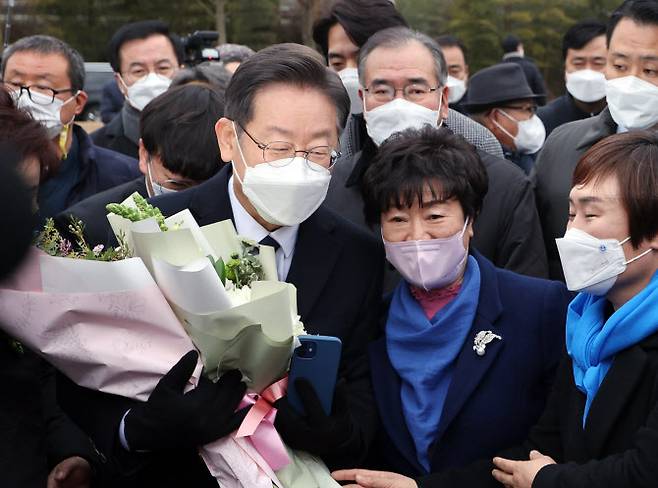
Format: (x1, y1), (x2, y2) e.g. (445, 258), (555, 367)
(386, 256), (480, 472)
(567, 270), (658, 427)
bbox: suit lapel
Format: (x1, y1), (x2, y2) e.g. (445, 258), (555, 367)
(369, 338), (426, 474)
(576, 108), (617, 151)
(583, 344), (648, 457)
(285, 207), (342, 320)
(431, 254), (505, 456)
(187, 165), (235, 226)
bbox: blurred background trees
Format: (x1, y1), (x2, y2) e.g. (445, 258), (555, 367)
(2, 0), (622, 97)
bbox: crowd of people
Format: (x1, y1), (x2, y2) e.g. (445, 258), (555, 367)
(1, 0), (657, 487)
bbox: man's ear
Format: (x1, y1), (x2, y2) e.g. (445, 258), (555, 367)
(115, 73), (128, 97)
(73, 90), (88, 116)
(439, 86), (449, 120)
(138, 139), (148, 176)
(216, 117), (237, 163)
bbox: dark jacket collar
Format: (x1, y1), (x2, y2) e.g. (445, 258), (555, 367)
(575, 107), (617, 151)
(369, 251), (504, 473)
(71, 124), (96, 187)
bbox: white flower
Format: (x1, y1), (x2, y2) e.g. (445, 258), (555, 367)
(225, 285), (252, 307)
(92, 244), (104, 256)
(292, 316), (307, 338)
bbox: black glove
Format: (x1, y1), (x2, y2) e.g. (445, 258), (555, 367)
(124, 350), (248, 451)
(274, 378), (362, 465)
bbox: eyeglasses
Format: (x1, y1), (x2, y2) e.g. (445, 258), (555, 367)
(363, 81), (440, 103)
(500, 105), (537, 117)
(2, 81), (74, 105)
(147, 159), (197, 190)
(238, 124), (341, 170)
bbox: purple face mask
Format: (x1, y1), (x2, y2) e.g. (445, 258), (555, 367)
(383, 218), (469, 291)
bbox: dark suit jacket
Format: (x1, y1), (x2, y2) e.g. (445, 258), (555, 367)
(367, 252), (570, 477)
(327, 127), (548, 281)
(533, 107), (617, 280)
(55, 177), (147, 248)
(0, 334), (100, 488)
(59, 125), (140, 210)
(417, 327), (658, 488)
(537, 94), (604, 138)
(57, 164), (384, 486)
(92, 109), (139, 160)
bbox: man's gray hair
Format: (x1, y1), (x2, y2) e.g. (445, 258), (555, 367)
(1, 35), (85, 91)
(358, 27), (448, 87)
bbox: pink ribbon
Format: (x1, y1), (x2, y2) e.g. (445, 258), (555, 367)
(235, 376), (290, 471)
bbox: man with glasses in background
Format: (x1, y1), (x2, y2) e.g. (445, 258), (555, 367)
(1, 35), (140, 221)
(327, 27), (548, 280)
(92, 20), (183, 159)
(465, 63), (547, 175)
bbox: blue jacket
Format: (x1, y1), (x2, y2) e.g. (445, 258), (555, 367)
(367, 251), (571, 476)
(65, 124), (140, 207)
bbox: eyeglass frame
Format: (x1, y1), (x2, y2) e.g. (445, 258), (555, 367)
(147, 158), (198, 190)
(362, 81), (442, 103)
(236, 123), (341, 170)
(2, 81), (75, 105)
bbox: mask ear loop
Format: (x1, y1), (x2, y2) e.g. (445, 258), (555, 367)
(619, 236), (655, 265)
(58, 90), (81, 159)
(230, 121), (250, 187)
(490, 108), (518, 142)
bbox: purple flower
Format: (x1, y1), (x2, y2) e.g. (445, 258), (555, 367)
(92, 244), (104, 256)
(59, 240), (72, 254)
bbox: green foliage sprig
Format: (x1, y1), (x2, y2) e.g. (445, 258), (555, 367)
(106, 194), (168, 231)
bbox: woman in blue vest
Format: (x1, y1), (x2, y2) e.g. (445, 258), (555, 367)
(335, 130), (658, 488)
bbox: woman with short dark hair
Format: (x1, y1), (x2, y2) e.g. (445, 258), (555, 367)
(336, 126), (571, 481)
(334, 130), (658, 488)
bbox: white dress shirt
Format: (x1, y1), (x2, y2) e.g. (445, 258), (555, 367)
(228, 176), (299, 281)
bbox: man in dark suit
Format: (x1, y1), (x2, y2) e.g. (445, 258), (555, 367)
(92, 20), (183, 159)
(55, 83), (225, 247)
(325, 27), (548, 280)
(58, 43), (384, 486)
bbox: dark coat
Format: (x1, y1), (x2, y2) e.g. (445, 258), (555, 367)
(367, 252), (570, 477)
(91, 108), (139, 160)
(59, 125), (140, 210)
(0, 334), (101, 488)
(57, 164), (384, 486)
(326, 119), (549, 280)
(416, 331), (658, 488)
(502, 55), (547, 105)
(533, 107), (617, 280)
(100, 80), (124, 124)
(55, 177), (147, 247)
(537, 94), (604, 138)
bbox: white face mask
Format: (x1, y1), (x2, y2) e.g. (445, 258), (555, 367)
(494, 110), (546, 154)
(556, 227), (653, 295)
(606, 76), (658, 130)
(337, 68), (362, 115)
(14, 89), (77, 139)
(446, 75), (467, 104)
(231, 122), (332, 227)
(363, 97), (442, 146)
(123, 72), (172, 111)
(565, 69), (606, 103)
(146, 160), (178, 198)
